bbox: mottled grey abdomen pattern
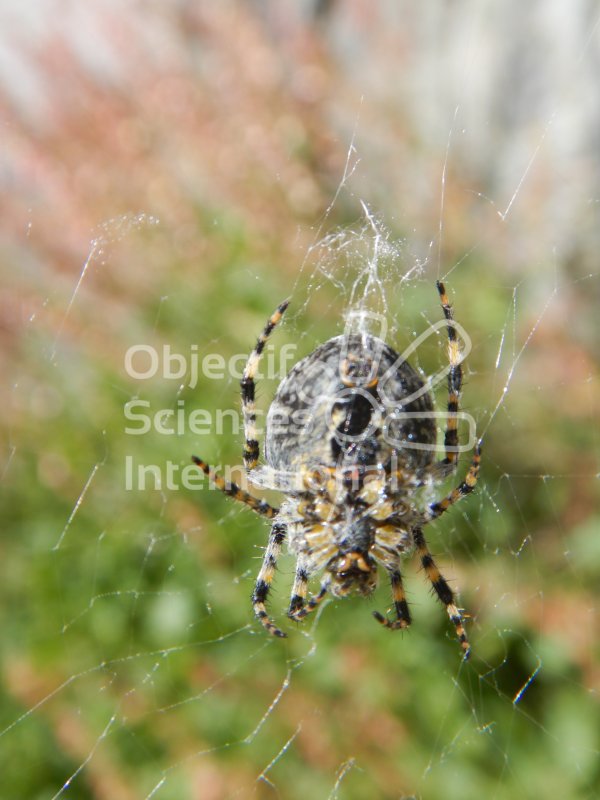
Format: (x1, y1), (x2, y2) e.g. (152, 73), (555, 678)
(265, 334), (436, 474)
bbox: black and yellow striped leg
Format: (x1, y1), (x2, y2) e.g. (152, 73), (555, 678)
(288, 583), (328, 622)
(252, 522), (287, 638)
(413, 526), (470, 658)
(373, 568), (411, 630)
(436, 281), (462, 470)
(426, 444), (481, 521)
(241, 300), (290, 472)
(287, 562), (310, 618)
(191, 456), (279, 519)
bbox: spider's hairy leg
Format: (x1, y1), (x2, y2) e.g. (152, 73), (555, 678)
(288, 582), (328, 622)
(287, 559), (310, 618)
(241, 299), (290, 472)
(436, 280), (463, 471)
(426, 443), (481, 521)
(412, 526), (470, 658)
(252, 522), (287, 638)
(191, 456), (279, 519)
(373, 567), (412, 630)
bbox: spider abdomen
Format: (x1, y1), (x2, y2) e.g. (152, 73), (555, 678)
(265, 334), (436, 476)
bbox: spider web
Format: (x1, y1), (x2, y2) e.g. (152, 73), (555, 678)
(1, 3), (599, 799)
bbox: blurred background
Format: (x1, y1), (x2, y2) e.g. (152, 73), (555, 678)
(1, 2), (599, 799)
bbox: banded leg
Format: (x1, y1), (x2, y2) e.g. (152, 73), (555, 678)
(289, 583), (328, 622)
(373, 567), (411, 630)
(287, 560), (311, 618)
(241, 300), (290, 471)
(425, 443), (481, 522)
(436, 281), (463, 469)
(413, 526), (470, 658)
(192, 456), (278, 519)
(252, 522), (287, 638)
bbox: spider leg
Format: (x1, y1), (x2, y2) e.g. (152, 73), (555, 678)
(425, 443), (481, 522)
(241, 300), (290, 472)
(412, 526), (470, 658)
(435, 280), (463, 471)
(288, 582), (328, 622)
(373, 566), (412, 630)
(191, 456), (279, 519)
(252, 522), (287, 638)
(287, 560), (311, 617)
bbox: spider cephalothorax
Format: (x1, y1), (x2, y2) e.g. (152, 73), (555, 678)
(193, 283), (480, 658)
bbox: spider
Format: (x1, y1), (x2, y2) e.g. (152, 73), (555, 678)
(193, 282), (480, 658)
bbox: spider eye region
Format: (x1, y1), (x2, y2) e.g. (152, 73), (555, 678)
(328, 549), (378, 598)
